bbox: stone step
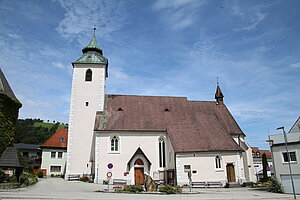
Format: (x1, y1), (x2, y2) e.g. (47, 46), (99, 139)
(229, 183), (241, 188)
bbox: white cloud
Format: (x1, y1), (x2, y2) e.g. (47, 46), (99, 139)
(52, 61), (68, 69)
(110, 67), (131, 80)
(8, 33), (21, 39)
(234, 12), (268, 31)
(152, 0), (206, 30)
(55, 0), (127, 45)
(290, 62), (300, 68)
(152, 0), (197, 10)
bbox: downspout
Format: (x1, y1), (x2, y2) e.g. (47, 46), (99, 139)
(174, 152), (177, 186)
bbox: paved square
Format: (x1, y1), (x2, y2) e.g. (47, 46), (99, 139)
(0, 178), (297, 200)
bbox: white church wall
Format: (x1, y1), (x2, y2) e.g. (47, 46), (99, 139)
(94, 131), (175, 185)
(66, 64), (107, 177)
(175, 152), (245, 186)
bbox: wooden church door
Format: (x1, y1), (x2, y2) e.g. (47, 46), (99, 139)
(134, 168), (144, 185)
(226, 163), (236, 182)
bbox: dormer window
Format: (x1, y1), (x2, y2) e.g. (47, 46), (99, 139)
(60, 137), (65, 143)
(117, 108), (123, 111)
(164, 108), (170, 112)
(85, 69), (92, 81)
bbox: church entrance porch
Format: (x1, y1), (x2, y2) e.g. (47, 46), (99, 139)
(226, 163), (236, 182)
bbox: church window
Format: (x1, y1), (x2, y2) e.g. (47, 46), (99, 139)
(159, 137), (166, 168)
(215, 155), (222, 169)
(110, 136), (119, 152)
(85, 69), (92, 81)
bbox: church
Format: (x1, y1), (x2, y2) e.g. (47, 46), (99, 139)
(65, 31), (256, 186)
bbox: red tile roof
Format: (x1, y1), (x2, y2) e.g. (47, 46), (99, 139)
(251, 147), (271, 159)
(40, 129), (68, 148)
(95, 95), (244, 153)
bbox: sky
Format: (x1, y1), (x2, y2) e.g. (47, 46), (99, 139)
(0, 0), (299, 149)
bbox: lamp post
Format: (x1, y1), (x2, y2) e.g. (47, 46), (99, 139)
(276, 126), (296, 199)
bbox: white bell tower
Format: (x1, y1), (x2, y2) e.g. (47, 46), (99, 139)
(66, 28), (108, 177)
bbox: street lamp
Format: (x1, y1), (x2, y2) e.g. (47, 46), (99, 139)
(276, 126), (296, 199)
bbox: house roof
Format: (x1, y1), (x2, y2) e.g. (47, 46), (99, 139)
(40, 129), (68, 148)
(0, 147), (24, 168)
(0, 68), (18, 101)
(14, 144), (40, 150)
(288, 116), (300, 133)
(251, 147), (271, 159)
(95, 94), (244, 153)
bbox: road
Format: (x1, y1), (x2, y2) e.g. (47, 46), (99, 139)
(0, 178), (297, 200)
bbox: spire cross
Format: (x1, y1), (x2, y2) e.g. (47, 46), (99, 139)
(217, 76), (219, 85)
(93, 26), (96, 35)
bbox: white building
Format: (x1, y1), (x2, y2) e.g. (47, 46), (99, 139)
(40, 129), (68, 176)
(66, 32), (256, 186)
(269, 117), (300, 194)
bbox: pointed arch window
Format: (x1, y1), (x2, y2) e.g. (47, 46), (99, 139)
(111, 136), (119, 152)
(215, 155), (222, 169)
(159, 137), (166, 168)
(85, 69), (92, 81)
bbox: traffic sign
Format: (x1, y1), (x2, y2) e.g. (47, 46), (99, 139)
(107, 163), (113, 169)
(267, 167), (270, 171)
(106, 172), (112, 178)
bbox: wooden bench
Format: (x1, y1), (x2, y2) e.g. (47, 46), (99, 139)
(113, 179), (127, 185)
(207, 181), (223, 187)
(68, 175), (80, 181)
(191, 181), (207, 188)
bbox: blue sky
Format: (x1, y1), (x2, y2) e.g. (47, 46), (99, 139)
(1, 0), (299, 149)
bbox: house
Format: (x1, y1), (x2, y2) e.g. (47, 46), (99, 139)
(251, 147), (272, 181)
(269, 117), (300, 194)
(40, 129), (68, 176)
(14, 144), (42, 169)
(0, 68), (22, 155)
(66, 31), (256, 186)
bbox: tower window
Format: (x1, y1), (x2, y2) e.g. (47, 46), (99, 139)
(86, 102), (89, 106)
(85, 69), (92, 81)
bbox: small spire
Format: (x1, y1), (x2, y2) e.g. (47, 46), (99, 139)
(215, 80), (224, 104)
(81, 27), (103, 55)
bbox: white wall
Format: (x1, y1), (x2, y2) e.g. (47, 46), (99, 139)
(41, 148), (67, 176)
(94, 131), (174, 184)
(175, 152), (246, 186)
(66, 64), (106, 177)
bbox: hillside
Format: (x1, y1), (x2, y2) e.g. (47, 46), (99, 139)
(14, 118), (68, 145)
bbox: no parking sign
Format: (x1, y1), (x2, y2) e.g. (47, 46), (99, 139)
(106, 172), (112, 178)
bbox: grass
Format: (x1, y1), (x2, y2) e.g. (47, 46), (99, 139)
(33, 122), (68, 130)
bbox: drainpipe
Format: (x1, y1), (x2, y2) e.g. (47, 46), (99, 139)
(174, 152), (177, 186)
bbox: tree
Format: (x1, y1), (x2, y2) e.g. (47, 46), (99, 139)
(262, 153), (269, 182)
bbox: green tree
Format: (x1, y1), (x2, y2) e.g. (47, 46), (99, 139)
(262, 153), (268, 182)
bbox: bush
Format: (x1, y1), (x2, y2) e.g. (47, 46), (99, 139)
(0, 168), (6, 183)
(242, 182), (255, 187)
(37, 171), (43, 178)
(7, 175), (17, 183)
(268, 178), (283, 193)
(20, 173), (38, 186)
(159, 184), (182, 194)
(124, 185), (144, 193)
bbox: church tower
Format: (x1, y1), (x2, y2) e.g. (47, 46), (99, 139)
(66, 29), (108, 177)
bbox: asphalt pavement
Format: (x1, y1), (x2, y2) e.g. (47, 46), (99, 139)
(0, 178), (297, 200)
